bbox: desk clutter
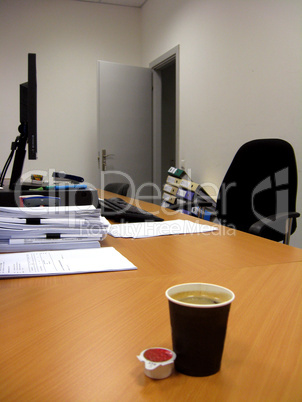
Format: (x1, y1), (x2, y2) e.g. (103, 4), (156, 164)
(0, 171), (99, 208)
(0, 205), (110, 252)
(161, 167), (216, 221)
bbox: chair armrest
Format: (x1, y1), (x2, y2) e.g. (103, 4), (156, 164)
(249, 212), (300, 242)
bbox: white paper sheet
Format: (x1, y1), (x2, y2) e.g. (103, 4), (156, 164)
(0, 205), (99, 218)
(0, 239), (101, 252)
(108, 219), (218, 238)
(0, 247), (137, 278)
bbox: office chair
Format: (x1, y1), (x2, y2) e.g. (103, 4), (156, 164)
(104, 182), (129, 196)
(213, 138), (300, 244)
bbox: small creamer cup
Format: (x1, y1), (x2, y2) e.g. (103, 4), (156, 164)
(166, 283), (235, 377)
(137, 347), (176, 379)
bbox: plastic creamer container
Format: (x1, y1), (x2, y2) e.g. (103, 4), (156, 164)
(137, 347), (176, 379)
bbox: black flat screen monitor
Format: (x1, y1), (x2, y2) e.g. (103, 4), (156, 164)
(0, 53), (37, 190)
(21, 53), (37, 160)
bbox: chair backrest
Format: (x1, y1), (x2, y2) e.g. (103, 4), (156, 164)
(104, 183), (129, 196)
(216, 138), (298, 241)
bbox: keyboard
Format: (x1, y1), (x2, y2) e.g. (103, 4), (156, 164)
(99, 198), (164, 222)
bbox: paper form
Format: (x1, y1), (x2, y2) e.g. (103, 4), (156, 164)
(108, 219), (218, 238)
(0, 247), (136, 278)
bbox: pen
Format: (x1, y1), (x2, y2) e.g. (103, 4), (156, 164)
(46, 184), (87, 190)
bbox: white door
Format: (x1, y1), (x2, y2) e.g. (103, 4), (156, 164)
(97, 61), (152, 200)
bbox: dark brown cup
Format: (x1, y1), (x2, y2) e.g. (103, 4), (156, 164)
(166, 283), (235, 377)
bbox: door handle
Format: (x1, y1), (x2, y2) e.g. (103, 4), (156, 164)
(101, 149), (114, 171)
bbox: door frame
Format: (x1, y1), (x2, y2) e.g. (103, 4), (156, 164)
(150, 45), (180, 196)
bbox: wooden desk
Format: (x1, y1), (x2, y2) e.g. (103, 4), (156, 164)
(1, 193), (301, 401)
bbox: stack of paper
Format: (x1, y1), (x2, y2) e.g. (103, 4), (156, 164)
(0, 205), (110, 252)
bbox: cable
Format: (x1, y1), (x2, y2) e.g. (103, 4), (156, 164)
(0, 151), (14, 187)
(0, 136), (20, 187)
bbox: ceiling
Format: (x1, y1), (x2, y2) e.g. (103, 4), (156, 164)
(75, 0), (147, 8)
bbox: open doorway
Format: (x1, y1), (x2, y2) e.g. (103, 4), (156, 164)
(97, 46), (179, 203)
(150, 45), (179, 201)
(161, 62), (176, 185)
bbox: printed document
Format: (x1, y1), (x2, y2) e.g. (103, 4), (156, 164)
(0, 247), (136, 278)
(108, 219), (218, 238)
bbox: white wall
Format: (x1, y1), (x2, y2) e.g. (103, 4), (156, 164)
(141, 0), (302, 248)
(0, 0), (141, 188)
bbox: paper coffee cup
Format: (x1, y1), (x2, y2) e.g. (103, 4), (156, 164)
(166, 283), (235, 377)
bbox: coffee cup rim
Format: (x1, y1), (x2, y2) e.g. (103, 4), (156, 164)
(165, 282), (235, 308)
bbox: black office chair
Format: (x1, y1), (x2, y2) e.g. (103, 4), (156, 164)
(213, 138), (300, 244)
(104, 182), (129, 196)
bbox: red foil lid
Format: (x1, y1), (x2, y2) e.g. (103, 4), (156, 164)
(144, 348), (174, 362)
(137, 347), (176, 370)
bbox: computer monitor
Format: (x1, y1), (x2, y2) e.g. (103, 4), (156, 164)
(21, 53), (37, 161)
(0, 53), (37, 190)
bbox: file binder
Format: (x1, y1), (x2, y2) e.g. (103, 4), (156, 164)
(167, 167), (186, 179)
(176, 188), (195, 201)
(180, 179), (200, 192)
(166, 176), (181, 187)
(162, 167), (217, 222)
(163, 183), (178, 196)
(162, 192), (177, 204)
